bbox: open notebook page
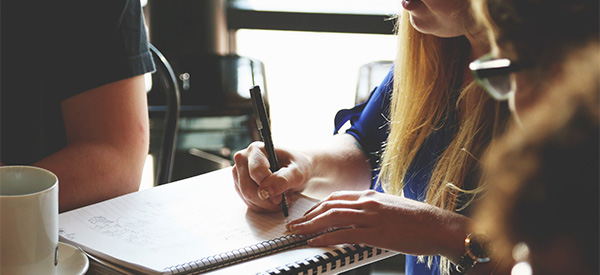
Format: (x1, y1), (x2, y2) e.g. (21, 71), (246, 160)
(59, 168), (319, 274)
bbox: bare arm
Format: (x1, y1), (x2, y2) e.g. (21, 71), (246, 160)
(287, 190), (512, 274)
(35, 75), (149, 212)
(300, 134), (372, 199)
(232, 133), (372, 212)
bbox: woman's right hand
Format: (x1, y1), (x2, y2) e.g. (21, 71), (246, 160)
(232, 141), (313, 213)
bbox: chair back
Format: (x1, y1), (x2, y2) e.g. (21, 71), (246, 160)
(356, 60), (393, 104)
(149, 44), (181, 185)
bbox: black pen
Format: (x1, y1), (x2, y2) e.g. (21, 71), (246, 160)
(249, 86), (289, 217)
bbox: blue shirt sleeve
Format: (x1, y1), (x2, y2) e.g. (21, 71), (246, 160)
(333, 68), (393, 189)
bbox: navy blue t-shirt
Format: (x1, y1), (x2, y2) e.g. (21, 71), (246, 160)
(1, 0), (155, 164)
(334, 68), (456, 275)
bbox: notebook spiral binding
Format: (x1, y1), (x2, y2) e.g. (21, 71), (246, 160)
(165, 230), (336, 274)
(257, 244), (386, 275)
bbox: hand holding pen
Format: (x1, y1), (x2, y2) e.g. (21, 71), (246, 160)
(249, 86), (290, 217)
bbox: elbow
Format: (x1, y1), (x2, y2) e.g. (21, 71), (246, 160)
(130, 129), (150, 191)
(114, 127), (150, 194)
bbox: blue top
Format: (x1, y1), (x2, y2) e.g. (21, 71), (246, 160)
(334, 68), (456, 275)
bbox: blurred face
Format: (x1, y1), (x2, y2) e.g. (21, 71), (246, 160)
(402, 0), (474, 37)
(469, 4), (547, 122)
(468, 47), (548, 126)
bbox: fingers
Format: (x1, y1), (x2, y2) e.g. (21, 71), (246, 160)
(243, 142), (272, 184)
(287, 208), (374, 247)
(286, 190), (382, 236)
(245, 144), (307, 200)
(232, 150), (260, 202)
(232, 143), (280, 212)
(232, 172), (280, 213)
(232, 142), (305, 212)
(288, 207), (373, 236)
(303, 190), (374, 216)
(303, 199), (369, 223)
(257, 165), (304, 202)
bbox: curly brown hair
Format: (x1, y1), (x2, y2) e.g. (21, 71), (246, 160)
(476, 43), (600, 274)
(477, 0), (598, 62)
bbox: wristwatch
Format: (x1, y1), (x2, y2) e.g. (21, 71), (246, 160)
(455, 232), (491, 274)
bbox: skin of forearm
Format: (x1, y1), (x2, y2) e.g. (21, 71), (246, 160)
(434, 212), (510, 275)
(432, 209), (471, 263)
(290, 133), (510, 274)
(301, 134), (372, 199)
(35, 138), (147, 213)
(39, 75), (150, 213)
(295, 133), (476, 268)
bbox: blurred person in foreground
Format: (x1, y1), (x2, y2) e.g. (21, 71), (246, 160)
(470, 0), (599, 273)
(475, 61), (599, 274)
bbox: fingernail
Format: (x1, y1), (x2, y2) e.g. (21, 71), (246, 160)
(285, 221), (296, 230)
(287, 224), (296, 233)
(258, 188), (270, 200)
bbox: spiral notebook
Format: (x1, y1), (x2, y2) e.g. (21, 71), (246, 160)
(59, 168), (397, 274)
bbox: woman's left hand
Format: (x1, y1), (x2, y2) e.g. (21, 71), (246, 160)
(286, 190), (469, 260)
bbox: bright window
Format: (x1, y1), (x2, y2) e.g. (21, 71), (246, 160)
(236, 29), (396, 148)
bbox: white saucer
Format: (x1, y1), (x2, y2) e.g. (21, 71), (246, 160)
(58, 242), (89, 275)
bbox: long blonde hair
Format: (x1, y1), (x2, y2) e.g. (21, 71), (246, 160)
(378, 10), (509, 274)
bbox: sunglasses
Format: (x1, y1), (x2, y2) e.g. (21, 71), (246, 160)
(469, 54), (524, 101)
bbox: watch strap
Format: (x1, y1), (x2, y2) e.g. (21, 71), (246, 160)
(455, 232), (491, 274)
(455, 254), (476, 274)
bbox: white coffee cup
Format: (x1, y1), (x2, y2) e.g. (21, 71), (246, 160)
(0, 166), (59, 275)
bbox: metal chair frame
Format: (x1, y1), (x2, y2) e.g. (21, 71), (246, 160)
(149, 44), (181, 185)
